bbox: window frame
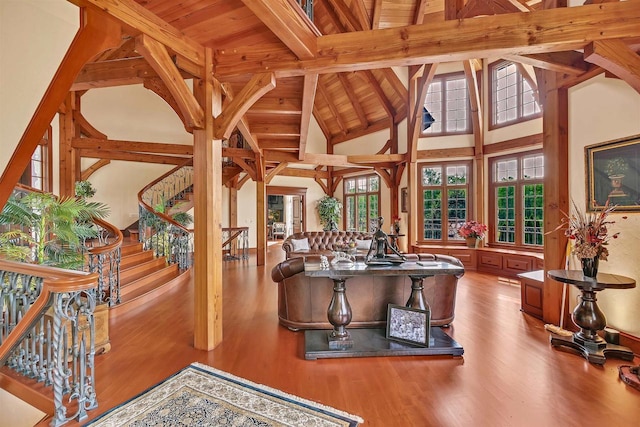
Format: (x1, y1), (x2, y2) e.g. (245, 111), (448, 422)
(420, 71), (474, 137)
(488, 60), (542, 130)
(343, 174), (381, 232)
(488, 150), (544, 251)
(19, 126), (52, 192)
(416, 160), (474, 245)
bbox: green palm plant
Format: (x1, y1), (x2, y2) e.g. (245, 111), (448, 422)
(0, 192), (110, 269)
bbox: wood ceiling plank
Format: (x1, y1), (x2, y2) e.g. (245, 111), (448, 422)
(372, 0), (383, 29)
(504, 52), (588, 75)
(338, 73), (369, 129)
(135, 34), (204, 129)
(330, 118), (389, 144)
(317, 80), (348, 134)
(251, 97), (302, 115)
(240, 0), (319, 59)
(584, 39), (640, 93)
(71, 0), (205, 65)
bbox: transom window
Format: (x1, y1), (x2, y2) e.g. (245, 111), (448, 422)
(422, 72), (472, 136)
(490, 151), (544, 248)
(418, 162), (472, 243)
(489, 61), (541, 129)
(343, 175), (380, 232)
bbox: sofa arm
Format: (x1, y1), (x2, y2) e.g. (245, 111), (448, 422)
(282, 240), (294, 254)
(433, 253), (465, 278)
(271, 257), (305, 282)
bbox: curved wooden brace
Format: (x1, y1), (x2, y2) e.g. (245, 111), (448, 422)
(374, 167), (393, 189)
(73, 111), (107, 139)
(266, 162), (289, 184)
(81, 159), (111, 181)
(143, 77), (190, 132)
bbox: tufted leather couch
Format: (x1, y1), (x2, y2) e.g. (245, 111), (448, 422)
(281, 231), (372, 259)
(270, 253), (464, 331)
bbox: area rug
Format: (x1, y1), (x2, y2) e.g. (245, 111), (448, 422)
(84, 362), (363, 426)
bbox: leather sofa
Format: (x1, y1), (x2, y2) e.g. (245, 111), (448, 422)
(282, 231), (373, 259)
(270, 253), (464, 331)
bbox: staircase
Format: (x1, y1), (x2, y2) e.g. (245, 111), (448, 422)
(110, 237), (190, 317)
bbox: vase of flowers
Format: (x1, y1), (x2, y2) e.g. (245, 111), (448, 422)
(392, 215), (401, 234)
(458, 221), (487, 248)
(549, 200), (624, 278)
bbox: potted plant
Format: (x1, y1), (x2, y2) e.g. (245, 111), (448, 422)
(458, 220), (487, 248)
(317, 196), (342, 231)
(75, 180), (97, 199)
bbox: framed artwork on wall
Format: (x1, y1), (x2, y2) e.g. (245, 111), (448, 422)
(586, 134), (640, 212)
(401, 187), (408, 213)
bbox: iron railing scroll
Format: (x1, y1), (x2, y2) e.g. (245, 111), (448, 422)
(138, 161), (194, 270)
(222, 227), (249, 260)
(0, 260), (100, 426)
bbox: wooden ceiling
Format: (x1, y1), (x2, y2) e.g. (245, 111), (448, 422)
(71, 0), (640, 171)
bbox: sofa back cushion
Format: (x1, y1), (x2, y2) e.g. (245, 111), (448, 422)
(284, 231), (371, 251)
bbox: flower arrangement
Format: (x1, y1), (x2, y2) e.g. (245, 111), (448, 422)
(551, 200), (624, 260)
(391, 215), (401, 233)
(458, 221), (487, 240)
(605, 157), (629, 177)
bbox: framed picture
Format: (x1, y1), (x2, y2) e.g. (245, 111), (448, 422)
(401, 187), (408, 213)
(586, 134), (640, 212)
(386, 304), (430, 347)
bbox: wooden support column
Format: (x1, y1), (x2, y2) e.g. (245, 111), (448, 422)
(256, 179), (266, 266)
(229, 186), (238, 228)
(193, 48), (222, 350)
(541, 70), (569, 326)
(59, 93), (79, 197)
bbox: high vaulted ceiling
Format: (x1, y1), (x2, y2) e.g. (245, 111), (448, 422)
(71, 0), (640, 173)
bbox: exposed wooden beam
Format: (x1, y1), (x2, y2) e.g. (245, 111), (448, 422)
(220, 82), (261, 154)
(72, 137), (194, 155)
(371, 0), (382, 29)
(142, 77), (188, 131)
(265, 162), (289, 184)
(278, 167), (330, 179)
(409, 64), (437, 162)
(374, 167), (393, 189)
(417, 147), (475, 159)
(299, 74), (318, 160)
(240, 0), (319, 60)
(330, 118), (389, 145)
(504, 52), (588, 75)
(222, 147), (256, 160)
(445, 0), (466, 20)
(251, 97), (302, 115)
(0, 9), (121, 209)
(584, 39), (640, 94)
(351, 0), (371, 29)
(413, 0), (428, 25)
(463, 60), (483, 154)
(73, 57), (174, 90)
(214, 72), (276, 140)
(70, 0), (205, 66)
(317, 81), (348, 134)
(73, 111), (106, 139)
(347, 154), (405, 164)
(459, 0), (524, 18)
(215, 3), (640, 78)
(78, 148), (188, 164)
(81, 159), (110, 180)
(135, 34), (204, 129)
(483, 133), (543, 155)
(364, 71), (396, 119)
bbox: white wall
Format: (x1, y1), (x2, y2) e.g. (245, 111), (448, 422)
(0, 0), (77, 185)
(568, 75), (640, 336)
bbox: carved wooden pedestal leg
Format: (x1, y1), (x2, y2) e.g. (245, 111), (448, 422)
(327, 278), (353, 349)
(407, 276), (430, 311)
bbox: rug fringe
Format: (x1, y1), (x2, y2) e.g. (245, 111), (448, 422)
(544, 324), (573, 336)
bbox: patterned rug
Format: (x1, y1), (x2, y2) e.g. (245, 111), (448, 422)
(84, 362), (363, 426)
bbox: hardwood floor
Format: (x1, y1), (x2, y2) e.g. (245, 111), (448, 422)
(75, 244), (639, 427)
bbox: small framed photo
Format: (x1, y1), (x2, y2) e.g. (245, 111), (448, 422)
(386, 304), (430, 347)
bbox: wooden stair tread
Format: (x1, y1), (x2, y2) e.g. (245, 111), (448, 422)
(120, 257), (168, 285)
(120, 241), (143, 256)
(120, 264), (180, 299)
(120, 250), (154, 269)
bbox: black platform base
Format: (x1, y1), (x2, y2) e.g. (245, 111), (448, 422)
(550, 334), (635, 365)
(304, 327), (464, 360)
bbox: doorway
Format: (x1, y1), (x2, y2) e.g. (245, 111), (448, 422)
(267, 186), (306, 241)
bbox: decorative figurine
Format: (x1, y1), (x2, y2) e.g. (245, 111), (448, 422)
(320, 255), (330, 269)
(365, 216), (406, 265)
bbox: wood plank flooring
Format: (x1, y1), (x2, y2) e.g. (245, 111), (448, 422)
(73, 244), (639, 427)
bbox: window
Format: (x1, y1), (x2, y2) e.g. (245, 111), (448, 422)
(422, 72), (472, 136)
(418, 162), (472, 243)
(489, 61), (541, 129)
(344, 174), (380, 232)
(490, 151), (544, 248)
(19, 126), (52, 191)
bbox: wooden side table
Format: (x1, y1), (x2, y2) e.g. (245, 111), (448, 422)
(547, 270), (636, 365)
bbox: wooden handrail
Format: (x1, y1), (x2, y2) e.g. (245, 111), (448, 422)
(221, 227), (248, 248)
(0, 260), (99, 365)
(89, 218), (123, 255)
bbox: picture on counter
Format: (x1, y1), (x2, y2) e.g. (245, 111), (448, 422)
(586, 134), (640, 212)
(386, 304), (430, 346)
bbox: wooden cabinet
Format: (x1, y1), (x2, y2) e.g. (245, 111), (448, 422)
(517, 270), (544, 319)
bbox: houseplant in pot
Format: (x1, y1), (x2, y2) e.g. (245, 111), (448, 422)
(317, 196), (342, 231)
(458, 220), (487, 248)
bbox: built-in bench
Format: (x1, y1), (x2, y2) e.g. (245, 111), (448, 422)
(412, 245), (543, 279)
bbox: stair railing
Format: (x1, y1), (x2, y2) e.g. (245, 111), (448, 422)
(138, 160), (194, 270)
(0, 260), (100, 426)
(222, 227), (249, 260)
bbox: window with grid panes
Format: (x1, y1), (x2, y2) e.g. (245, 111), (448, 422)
(418, 162), (472, 243)
(490, 151), (544, 248)
(19, 126), (52, 191)
(422, 72), (472, 136)
(343, 175), (380, 232)
(490, 61), (541, 129)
